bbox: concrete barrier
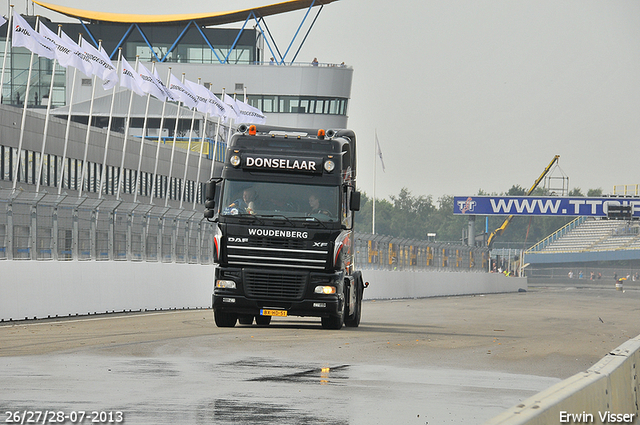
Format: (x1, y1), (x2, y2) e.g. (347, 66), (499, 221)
(362, 269), (526, 300)
(483, 335), (640, 425)
(1, 261), (214, 321)
(1, 261), (526, 321)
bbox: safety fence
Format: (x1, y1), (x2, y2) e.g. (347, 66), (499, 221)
(354, 233), (489, 272)
(0, 190), (214, 264)
(0, 193), (489, 272)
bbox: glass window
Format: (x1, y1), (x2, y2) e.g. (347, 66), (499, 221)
(220, 180), (339, 222)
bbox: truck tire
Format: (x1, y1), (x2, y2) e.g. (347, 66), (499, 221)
(255, 315), (272, 326)
(214, 309), (238, 327)
(344, 277), (362, 328)
(321, 291), (345, 330)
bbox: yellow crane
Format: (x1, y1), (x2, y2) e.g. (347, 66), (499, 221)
(486, 155), (560, 248)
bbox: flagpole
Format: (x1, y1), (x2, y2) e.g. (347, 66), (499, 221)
(226, 91), (236, 142)
(12, 15), (39, 191)
(165, 72), (184, 207)
(149, 67), (171, 205)
(57, 33), (81, 195)
(97, 47), (122, 199)
(77, 39), (103, 198)
(133, 62), (155, 203)
(193, 84), (209, 210)
(179, 77), (199, 209)
(209, 87), (225, 179)
(116, 55), (139, 200)
(0, 5), (13, 104)
(35, 23), (59, 192)
(372, 129), (376, 235)
(210, 114), (221, 178)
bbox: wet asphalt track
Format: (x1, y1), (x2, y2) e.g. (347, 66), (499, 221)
(1, 281), (639, 424)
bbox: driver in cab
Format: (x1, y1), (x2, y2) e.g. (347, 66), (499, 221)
(308, 194), (332, 217)
(226, 188), (257, 215)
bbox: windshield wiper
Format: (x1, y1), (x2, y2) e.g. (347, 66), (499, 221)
(261, 214), (296, 226)
(232, 214), (265, 225)
(289, 216), (328, 229)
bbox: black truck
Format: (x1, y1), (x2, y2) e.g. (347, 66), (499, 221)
(204, 124), (366, 329)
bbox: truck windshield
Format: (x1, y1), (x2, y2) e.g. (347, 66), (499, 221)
(221, 180), (339, 222)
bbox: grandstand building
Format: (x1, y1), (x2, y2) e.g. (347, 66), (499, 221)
(524, 213), (640, 281)
(0, 0), (352, 205)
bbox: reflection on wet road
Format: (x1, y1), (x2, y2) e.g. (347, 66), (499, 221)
(0, 354), (556, 424)
(4, 286), (639, 424)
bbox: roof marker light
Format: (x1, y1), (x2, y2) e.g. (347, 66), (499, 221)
(317, 129), (326, 139)
(248, 125), (257, 135)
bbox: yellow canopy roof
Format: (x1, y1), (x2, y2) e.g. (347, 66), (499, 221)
(33, 0), (338, 25)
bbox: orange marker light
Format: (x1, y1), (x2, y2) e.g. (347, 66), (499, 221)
(249, 125), (257, 135)
(317, 129), (325, 139)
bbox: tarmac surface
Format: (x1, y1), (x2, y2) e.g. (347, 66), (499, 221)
(1, 280), (639, 424)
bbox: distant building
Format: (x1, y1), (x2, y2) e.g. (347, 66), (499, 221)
(0, 1), (353, 203)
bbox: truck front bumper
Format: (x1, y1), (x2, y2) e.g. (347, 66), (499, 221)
(212, 292), (342, 318)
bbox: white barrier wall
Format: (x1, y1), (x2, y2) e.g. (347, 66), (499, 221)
(362, 270), (526, 300)
(1, 262), (525, 321)
(1, 261), (215, 321)
(483, 336), (640, 425)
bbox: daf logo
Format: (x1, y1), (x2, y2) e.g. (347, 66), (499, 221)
(228, 237), (249, 243)
(313, 242), (328, 247)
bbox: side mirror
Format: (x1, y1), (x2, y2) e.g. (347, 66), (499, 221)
(204, 179), (217, 219)
(350, 191), (361, 211)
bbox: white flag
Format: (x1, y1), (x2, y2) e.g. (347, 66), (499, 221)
(38, 24), (80, 70)
(12, 12), (56, 60)
(375, 131), (385, 172)
(137, 63), (167, 101)
(59, 31), (92, 76)
(81, 40), (117, 87)
(204, 89), (227, 118)
(0, 16), (6, 28)
(184, 79), (210, 115)
(168, 73), (198, 109)
(99, 46), (118, 90)
(184, 81), (227, 118)
(222, 93), (240, 121)
(120, 57), (144, 96)
(236, 99), (266, 124)
(153, 67), (174, 101)
(184, 80), (228, 118)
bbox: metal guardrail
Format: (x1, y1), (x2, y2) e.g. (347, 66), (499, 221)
(0, 191), (489, 272)
(354, 232), (489, 272)
(0, 189), (214, 264)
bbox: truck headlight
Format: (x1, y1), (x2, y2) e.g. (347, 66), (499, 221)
(216, 280), (237, 289)
(314, 285), (336, 295)
(230, 155), (241, 167)
(323, 160), (335, 172)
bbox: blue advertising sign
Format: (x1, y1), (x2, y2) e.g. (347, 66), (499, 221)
(453, 196), (640, 217)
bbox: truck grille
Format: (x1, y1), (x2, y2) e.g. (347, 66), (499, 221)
(227, 238), (328, 270)
(244, 271), (306, 300)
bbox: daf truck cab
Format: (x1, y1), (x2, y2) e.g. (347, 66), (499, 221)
(204, 124), (366, 329)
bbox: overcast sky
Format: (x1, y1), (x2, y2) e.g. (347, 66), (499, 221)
(21, 0), (640, 202)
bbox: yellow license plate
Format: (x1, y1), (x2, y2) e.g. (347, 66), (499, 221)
(260, 309), (287, 317)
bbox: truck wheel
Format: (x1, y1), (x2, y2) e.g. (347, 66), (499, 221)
(321, 292), (345, 330)
(255, 315), (272, 326)
(238, 315), (254, 325)
(344, 280), (362, 328)
(214, 309), (238, 327)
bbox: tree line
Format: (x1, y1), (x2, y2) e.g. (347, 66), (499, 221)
(354, 185), (604, 248)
